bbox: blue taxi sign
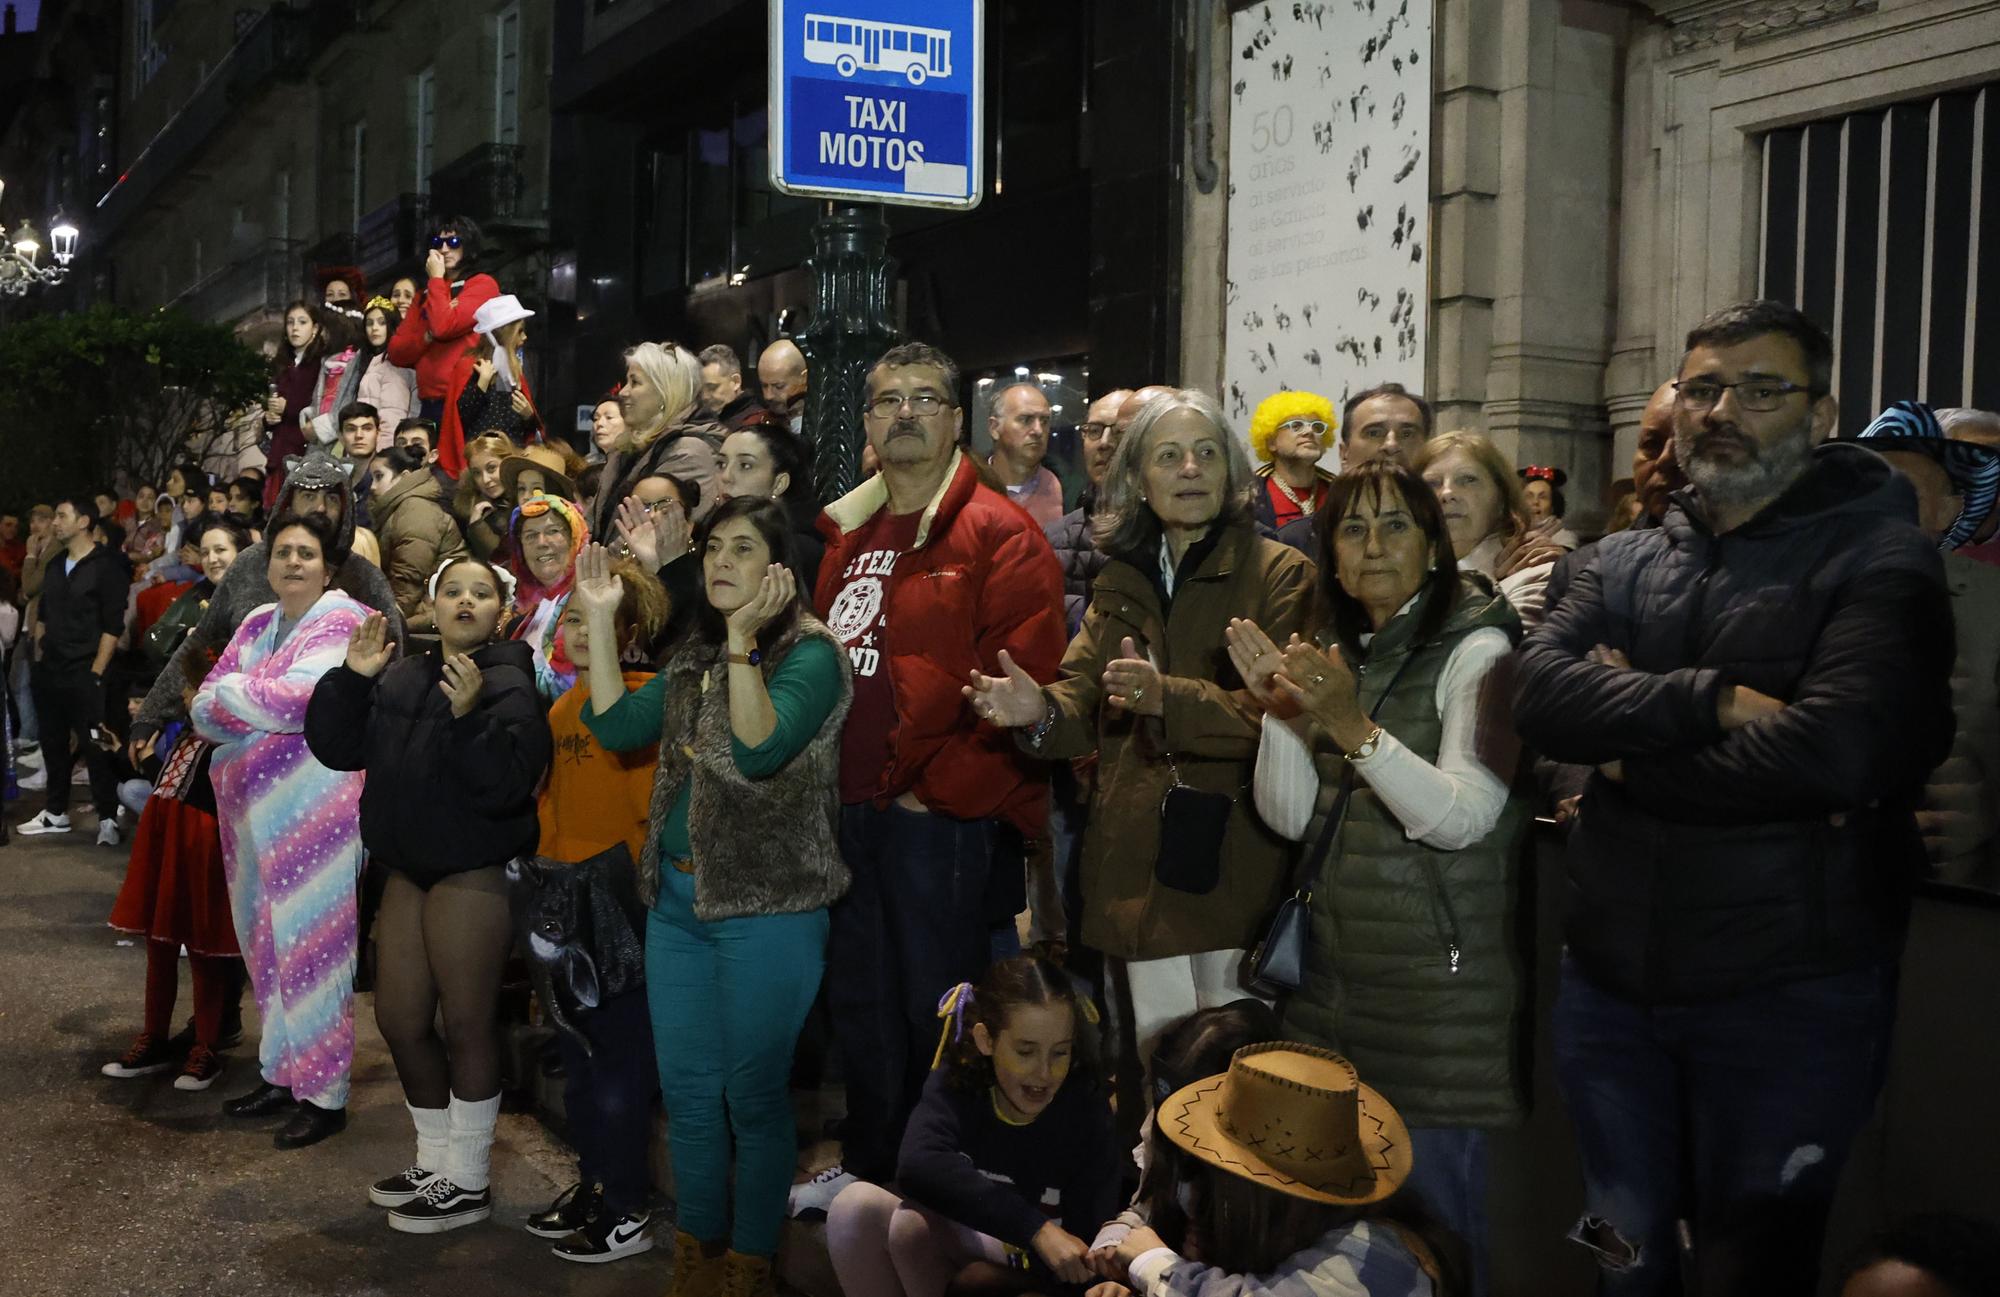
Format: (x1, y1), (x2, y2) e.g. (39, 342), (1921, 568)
(769, 0), (985, 210)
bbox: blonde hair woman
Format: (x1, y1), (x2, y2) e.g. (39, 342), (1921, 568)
(453, 431), (520, 560)
(1414, 430), (1560, 628)
(591, 342), (725, 539)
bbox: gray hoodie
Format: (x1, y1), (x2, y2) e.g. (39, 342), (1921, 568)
(133, 447), (404, 738)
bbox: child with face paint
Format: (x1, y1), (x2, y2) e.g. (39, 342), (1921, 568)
(826, 956), (1121, 1297)
(303, 556), (553, 1234)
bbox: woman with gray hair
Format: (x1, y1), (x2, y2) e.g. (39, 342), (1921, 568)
(589, 341), (728, 540)
(966, 388), (1314, 1059)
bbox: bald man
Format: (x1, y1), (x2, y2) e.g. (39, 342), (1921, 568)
(1079, 388), (1135, 496)
(758, 339), (809, 433)
(1632, 380), (1687, 526)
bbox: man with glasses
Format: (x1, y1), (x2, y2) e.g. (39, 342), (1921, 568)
(1514, 299), (1955, 1293)
(1049, 389), (1134, 634)
(790, 342), (1065, 1217)
(1246, 389), (1337, 531)
(984, 382), (1064, 527)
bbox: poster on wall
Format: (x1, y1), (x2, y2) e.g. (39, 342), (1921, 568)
(1223, 0), (1433, 463)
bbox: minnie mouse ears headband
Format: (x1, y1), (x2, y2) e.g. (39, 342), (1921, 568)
(1520, 465), (1568, 487)
(426, 556), (518, 606)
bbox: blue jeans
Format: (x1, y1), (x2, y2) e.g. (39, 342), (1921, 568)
(829, 802), (995, 1181)
(1404, 1126), (1490, 1297)
(556, 989), (658, 1216)
(647, 867), (828, 1256)
(1552, 954), (1894, 1296)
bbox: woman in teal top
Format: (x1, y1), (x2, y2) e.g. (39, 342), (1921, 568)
(575, 495), (852, 1297)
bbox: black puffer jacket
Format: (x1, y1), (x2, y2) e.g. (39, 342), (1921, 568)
(1515, 443), (1954, 1003)
(1044, 501), (1108, 637)
(305, 637), (552, 885)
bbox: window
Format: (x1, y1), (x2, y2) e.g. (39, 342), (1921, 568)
(494, 4), (521, 146)
(411, 66), (437, 193)
(1760, 83), (2000, 433)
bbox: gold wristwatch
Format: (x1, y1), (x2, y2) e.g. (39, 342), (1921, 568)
(1345, 726), (1384, 763)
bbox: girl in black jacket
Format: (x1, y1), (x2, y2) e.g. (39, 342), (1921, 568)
(305, 555), (552, 1235)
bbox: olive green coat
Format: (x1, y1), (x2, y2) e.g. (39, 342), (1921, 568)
(1036, 519), (1315, 960)
(1282, 577), (1532, 1129)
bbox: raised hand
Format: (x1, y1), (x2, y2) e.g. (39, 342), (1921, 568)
(1224, 617), (1302, 716)
(570, 543), (625, 621)
(614, 495), (662, 569)
(1102, 635), (1163, 717)
(963, 649), (1047, 728)
(473, 355), (497, 392)
(725, 563), (796, 645)
(424, 249), (446, 281)
(344, 612), (395, 678)
(1276, 639), (1365, 739)
(439, 652), (484, 718)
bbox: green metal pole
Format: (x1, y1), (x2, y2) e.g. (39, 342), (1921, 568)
(797, 202), (902, 502)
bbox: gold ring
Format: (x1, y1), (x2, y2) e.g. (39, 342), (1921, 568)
(1312, 674), (1326, 686)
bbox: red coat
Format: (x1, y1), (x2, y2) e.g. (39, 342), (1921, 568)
(388, 273), (499, 475)
(815, 452), (1068, 836)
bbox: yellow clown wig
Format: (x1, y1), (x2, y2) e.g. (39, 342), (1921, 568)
(1248, 389), (1337, 465)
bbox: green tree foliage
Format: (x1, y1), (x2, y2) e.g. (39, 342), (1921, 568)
(0, 304), (268, 508)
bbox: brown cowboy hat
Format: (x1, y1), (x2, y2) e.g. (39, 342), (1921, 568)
(1160, 1042), (1412, 1206)
(498, 442), (578, 503)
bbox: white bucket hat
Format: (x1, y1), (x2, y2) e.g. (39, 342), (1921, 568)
(473, 295), (536, 391)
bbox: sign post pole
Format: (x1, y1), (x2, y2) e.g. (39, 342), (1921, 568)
(798, 202), (899, 502)
(769, 0), (985, 500)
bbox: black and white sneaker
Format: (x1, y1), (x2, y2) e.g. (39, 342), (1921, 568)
(368, 1165), (436, 1208)
(100, 1033), (177, 1078)
(387, 1176), (491, 1233)
(524, 1181), (600, 1239)
(551, 1208), (655, 1264)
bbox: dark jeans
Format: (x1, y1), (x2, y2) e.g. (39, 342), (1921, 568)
(829, 801), (995, 1182)
(1552, 954), (1895, 1296)
(29, 668), (115, 818)
(1405, 1125), (1490, 1297)
(556, 988), (659, 1216)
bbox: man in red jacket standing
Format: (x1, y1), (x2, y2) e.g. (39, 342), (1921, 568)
(387, 214), (499, 477)
(790, 342), (1067, 1216)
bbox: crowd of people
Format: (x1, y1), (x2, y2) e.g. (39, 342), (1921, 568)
(3, 279), (1999, 1297)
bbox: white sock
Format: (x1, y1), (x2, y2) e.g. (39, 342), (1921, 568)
(446, 1093), (502, 1192)
(409, 1103), (449, 1174)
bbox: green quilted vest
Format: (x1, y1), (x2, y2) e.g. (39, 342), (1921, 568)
(1281, 577), (1531, 1130)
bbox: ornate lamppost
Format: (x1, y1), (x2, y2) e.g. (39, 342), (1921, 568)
(0, 177), (81, 297)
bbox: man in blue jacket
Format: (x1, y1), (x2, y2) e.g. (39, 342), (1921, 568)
(1514, 300), (1955, 1295)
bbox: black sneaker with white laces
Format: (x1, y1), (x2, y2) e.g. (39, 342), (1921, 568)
(368, 1165), (436, 1208)
(551, 1208), (655, 1265)
(388, 1176), (491, 1234)
(524, 1181), (600, 1239)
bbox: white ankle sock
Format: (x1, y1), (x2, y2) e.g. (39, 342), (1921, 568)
(409, 1103), (449, 1174)
(445, 1093), (502, 1191)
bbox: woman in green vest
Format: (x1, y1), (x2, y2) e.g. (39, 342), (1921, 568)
(1226, 459), (1530, 1296)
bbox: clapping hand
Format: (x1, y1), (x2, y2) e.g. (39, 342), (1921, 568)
(1103, 636), (1163, 717)
(725, 564), (796, 645)
(1275, 639), (1367, 741)
(570, 543), (624, 621)
(439, 653), (484, 718)
(1224, 617), (1304, 718)
(964, 649), (1046, 728)
(345, 612), (395, 678)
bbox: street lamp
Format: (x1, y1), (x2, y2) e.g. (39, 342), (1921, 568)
(0, 177), (81, 296)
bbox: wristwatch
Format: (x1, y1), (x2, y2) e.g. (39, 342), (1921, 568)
(1344, 726), (1384, 763)
(727, 646), (762, 667)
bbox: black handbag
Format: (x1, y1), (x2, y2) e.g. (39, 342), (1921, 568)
(1154, 752), (1233, 894)
(1245, 652), (1413, 997)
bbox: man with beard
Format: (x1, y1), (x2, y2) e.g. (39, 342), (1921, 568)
(1513, 300), (1955, 1295)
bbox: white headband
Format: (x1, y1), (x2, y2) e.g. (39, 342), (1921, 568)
(427, 557), (518, 606)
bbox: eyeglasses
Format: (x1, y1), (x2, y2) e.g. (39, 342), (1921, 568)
(429, 234), (464, 250)
(1278, 418), (1329, 437)
(865, 393), (949, 419)
(1079, 421), (1111, 442)
(1673, 378), (1820, 413)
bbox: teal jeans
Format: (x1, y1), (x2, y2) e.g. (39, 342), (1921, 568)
(645, 865), (829, 1256)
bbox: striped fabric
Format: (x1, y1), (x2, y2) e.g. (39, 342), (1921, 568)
(1858, 400), (2000, 550)
(193, 594), (370, 1108)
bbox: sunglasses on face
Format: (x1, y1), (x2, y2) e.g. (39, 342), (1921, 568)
(429, 235), (463, 250)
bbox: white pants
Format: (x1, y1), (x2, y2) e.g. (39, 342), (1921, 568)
(1120, 947), (1268, 1063)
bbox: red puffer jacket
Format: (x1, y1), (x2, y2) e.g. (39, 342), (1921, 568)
(816, 451), (1067, 836)
(388, 273), (499, 474)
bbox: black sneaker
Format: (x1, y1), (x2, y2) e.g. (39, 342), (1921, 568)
(551, 1208), (655, 1264)
(388, 1176), (492, 1234)
(173, 1044), (225, 1092)
(100, 1033), (178, 1078)
(166, 1015), (243, 1055)
(368, 1165), (437, 1208)
(524, 1181), (601, 1240)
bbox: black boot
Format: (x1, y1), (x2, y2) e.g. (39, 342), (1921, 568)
(274, 1101), (347, 1150)
(222, 1081), (294, 1119)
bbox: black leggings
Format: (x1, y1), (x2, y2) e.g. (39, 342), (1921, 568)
(373, 866), (513, 1108)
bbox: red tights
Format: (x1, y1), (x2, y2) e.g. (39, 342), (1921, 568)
(142, 940), (235, 1047)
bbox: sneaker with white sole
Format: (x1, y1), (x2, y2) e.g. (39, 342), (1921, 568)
(173, 1044), (225, 1091)
(551, 1208), (655, 1264)
(369, 1165), (438, 1208)
(101, 1033), (178, 1078)
(17, 809), (69, 834)
(96, 819), (122, 848)
(787, 1164), (857, 1219)
(388, 1176), (491, 1233)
